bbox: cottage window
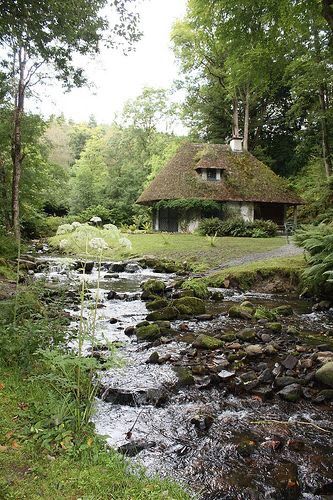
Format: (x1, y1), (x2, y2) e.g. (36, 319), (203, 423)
(207, 169), (217, 181)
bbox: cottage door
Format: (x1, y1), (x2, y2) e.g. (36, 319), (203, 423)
(159, 208), (178, 232)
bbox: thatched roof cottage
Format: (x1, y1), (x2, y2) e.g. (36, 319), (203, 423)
(137, 139), (303, 232)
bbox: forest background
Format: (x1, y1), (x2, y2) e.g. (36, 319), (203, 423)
(0, 0), (332, 240)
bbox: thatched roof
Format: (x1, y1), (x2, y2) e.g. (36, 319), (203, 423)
(137, 142), (303, 206)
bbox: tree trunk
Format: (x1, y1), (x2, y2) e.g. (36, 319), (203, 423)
(0, 157), (11, 231)
(232, 96), (239, 137)
(11, 47), (26, 241)
(319, 84), (333, 177)
(313, 24), (333, 178)
(243, 87), (250, 152)
(322, 0), (333, 33)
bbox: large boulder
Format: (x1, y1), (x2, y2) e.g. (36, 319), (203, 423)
(315, 362), (333, 387)
(141, 279), (166, 299)
(136, 323), (162, 341)
(173, 297), (206, 315)
(146, 306), (179, 321)
(146, 298), (170, 311)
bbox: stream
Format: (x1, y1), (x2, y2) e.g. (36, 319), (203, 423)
(35, 257), (333, 500)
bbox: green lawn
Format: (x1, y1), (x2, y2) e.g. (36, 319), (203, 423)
(51, 232), (287, 272)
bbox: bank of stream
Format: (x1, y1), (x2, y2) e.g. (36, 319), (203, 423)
(35, 256), (333, 500)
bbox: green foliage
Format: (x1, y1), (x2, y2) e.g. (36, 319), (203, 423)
(155, 198), (222, 213)
(0, 231), (19, 259)
(295, 222), (333, 297)
(198, 217), (278, 238)
(0, 286), (69, 367)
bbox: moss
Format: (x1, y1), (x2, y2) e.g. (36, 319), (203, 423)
(146, 307), (179, 321)
(146, 298), (170, 311)
(174, 366), (195, 386)
(141, 279), (165, 296)
(315, 362), (333, 387)
(254, 306), (277, 321)
(228, 305), (253, 319)
(265, 322), (282, 333)
(173, 296), (206, 315)
(136, 323), (162, 341)
(181, 279), (209, 299)
(193, 334), (224, 350)
(274, 305), (294, 316)
(236, 329), (256, 341)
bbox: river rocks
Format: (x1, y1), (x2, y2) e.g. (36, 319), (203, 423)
(265, 322), (282, 333)
(101, 386), (168, 407)
(125, 262), (141, 273)
(174, 366), (195, 386)
(254, 306), (277, 321)
(117, 440), (156, 457)
(277, 383), (302, 402)
(136, 323), (162, 341)
(210, 290), (224, 301)
(275, 376), (303, 388)
(190, 413), (214, 432)
(146, 298), (169, 311)
(274, 304), (294, 316)
(146, 306), (179, 321)
(173, 297), (206, 315)
(228, 305), (253, 320)
(73, 260), (94, 273)
(245, 344), (263, 356)
(315, 361), (333, 387)
(281, 354), (298, 370)
(236, 328), (256, 341)
(312, 300), (331, 311)
(193, 334), (224, 350)
(141, 279), (166, 299)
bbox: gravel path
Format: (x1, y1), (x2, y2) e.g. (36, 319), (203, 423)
(202, 242), (304, 277)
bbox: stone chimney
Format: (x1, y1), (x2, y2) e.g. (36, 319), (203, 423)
(230, 136), (243, 153)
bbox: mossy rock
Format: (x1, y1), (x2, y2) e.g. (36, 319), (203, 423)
(193, 334), (224, 350)
(136, 323), (161, 342)
(146, 306), (179, 321)
(228, 305), (253, 320)
(315, 362), (333, 387)
(210, 290), (224, 302)
(220, 332), (237, 342)
(265, 322), (282, 333)
(240, 300), (255, 311)
(141, 279), (166, 297)
(174, 366), (195, 386)
(254, 306), (277, 321)
(181, 279), (209, 299)
(274, 305), (294, 316)
(146, 298), (170, 311)
(236, 328), (256, 341)
(173, 297), (206, 315)
(175, 304), (192, 316)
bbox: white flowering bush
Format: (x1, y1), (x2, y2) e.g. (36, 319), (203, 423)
(51, 222), (132, 257)
(56, 223), (75, 235)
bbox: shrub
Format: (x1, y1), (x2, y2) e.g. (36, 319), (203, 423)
(198, 217), (223, 236)
(295, 222), (333, 298)
(198, 217), (278, 238)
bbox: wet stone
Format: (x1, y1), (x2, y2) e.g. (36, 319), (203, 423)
(236, 328), (256, 341)
(101, 387), (169, 407)
(191, 414), (214, 432)
(245, 344), (263, 356)
(315, 361), (333, 387)
(277, 383), (302, 402)
(109, 317), (118, 324)
(117, 440), (156, 457)
(281, 354), (298, 371)
(196, 314), (214, 321)
(251, 386), (273, 400)
(275, 376), (303, 388)
(217, 369), (235, 380)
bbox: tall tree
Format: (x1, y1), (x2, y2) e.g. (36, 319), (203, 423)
(0, 0), (141, 239)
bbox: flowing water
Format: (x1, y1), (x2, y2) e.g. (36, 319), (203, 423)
(35, 257), (333, 500)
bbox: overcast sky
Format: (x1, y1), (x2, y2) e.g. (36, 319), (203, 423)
(29, 0), (187, 126)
